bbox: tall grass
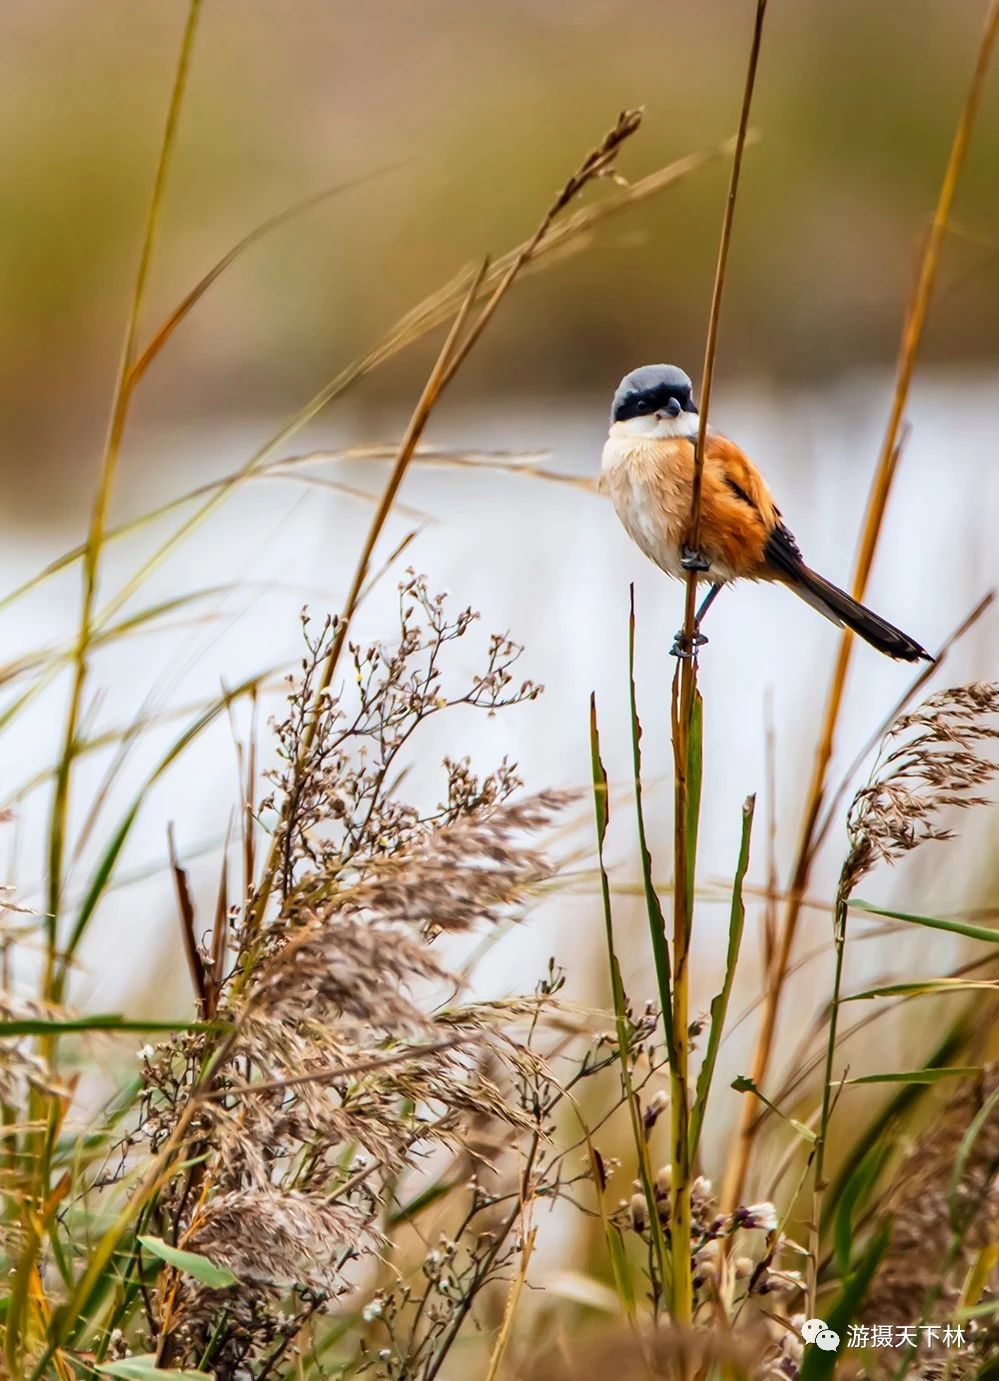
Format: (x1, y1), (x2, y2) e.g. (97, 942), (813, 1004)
(2, 5), (999, 1379)
(0, 16), (738, 1374)
(722, 0), (999, 1218)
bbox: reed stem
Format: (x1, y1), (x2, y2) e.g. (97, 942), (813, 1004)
(721, 0), (999, 1216)
(668, 2), (768, 1340)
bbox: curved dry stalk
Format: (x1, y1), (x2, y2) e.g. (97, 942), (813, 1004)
(44, 0), (203, 992)
(127, 166), (397, 390)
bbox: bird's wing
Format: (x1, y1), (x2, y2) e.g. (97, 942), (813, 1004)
(704, 433), (780, 528)
(692, 433), (786, 579)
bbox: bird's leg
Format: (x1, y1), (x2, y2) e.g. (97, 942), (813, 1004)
(695, 581), (723, 626)
(670, 582), (723, 659)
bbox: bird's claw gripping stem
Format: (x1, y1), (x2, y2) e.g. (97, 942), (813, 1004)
(670, 629), (709, 660)
(680, 546), (710, 572)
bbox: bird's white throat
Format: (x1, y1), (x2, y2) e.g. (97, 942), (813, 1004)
(609, 413), (699, 442)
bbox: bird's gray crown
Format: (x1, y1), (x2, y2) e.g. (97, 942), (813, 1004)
(611, 364), (696, 423)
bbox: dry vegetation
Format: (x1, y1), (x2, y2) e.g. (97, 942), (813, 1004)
(2, 2), (999, 1379)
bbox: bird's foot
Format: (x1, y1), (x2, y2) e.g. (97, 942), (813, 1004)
(670, 629), (709, 660)
(680, 546), (711, 572)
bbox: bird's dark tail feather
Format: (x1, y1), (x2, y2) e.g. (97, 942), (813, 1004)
(788, 566), (932, 663)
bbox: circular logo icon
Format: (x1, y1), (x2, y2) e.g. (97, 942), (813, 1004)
(815, 1328), (840, 1352)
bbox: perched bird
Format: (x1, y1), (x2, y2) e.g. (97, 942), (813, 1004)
(601, 364), (931, 662)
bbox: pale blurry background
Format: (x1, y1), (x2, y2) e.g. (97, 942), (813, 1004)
(2, 0), (998, 1187)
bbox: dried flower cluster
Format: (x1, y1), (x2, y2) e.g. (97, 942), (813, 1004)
(623, 1166), (799, 1302)
(115, 581), (596, 1377)
(263, 574), (542, 904)
(842, 682), (999, 894)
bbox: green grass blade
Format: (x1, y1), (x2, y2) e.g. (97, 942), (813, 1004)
(99, 1358), (213, 1380)
(627, 587), (675, 1060)
(0, 1016), (215, 1037)
(844, 978), (999, 1001)
(833, 1140), (892, 1277)
(821, 1018), (972, 1229)
(589, 693), (670, 1298)
(689, 794), (754, 1161)
(852, 899), (999, 945)
(138, 1234), (237, 1288)
(582, 1135), (636, 1324)
(846, 1067), (982, 1086)
(683, 690), (703, 904)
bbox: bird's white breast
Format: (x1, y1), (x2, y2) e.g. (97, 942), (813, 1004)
(600, 434), (690, 580)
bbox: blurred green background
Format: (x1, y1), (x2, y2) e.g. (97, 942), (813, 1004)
(2, 0), (998, 521)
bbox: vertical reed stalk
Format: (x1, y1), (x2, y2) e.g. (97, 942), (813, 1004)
(721, 0), (999, 1216)
(43, 0), (203, 996)
(668, 1), (767, 1337)
(808, 887), (848, 1316)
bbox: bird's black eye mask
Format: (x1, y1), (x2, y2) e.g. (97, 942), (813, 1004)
(613, 385), (698, 422)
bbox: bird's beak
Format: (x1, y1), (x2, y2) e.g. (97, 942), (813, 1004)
(660, 398), (682, 419)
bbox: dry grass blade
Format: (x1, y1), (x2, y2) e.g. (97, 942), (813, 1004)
(722, 0), (999, 1216)
(127, 167), (396, 388)
(45, 0), (203, 986)
(484, 1224), (537, 1381)
(218, 1037), (469, 1101)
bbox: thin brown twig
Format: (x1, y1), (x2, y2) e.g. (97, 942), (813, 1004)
(721, 0), (999, 1214)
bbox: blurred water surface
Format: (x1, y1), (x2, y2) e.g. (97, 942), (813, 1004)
(1, 373), (996, 1140)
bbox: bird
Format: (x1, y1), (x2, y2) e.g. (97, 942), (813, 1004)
(600, 364), (932, 663)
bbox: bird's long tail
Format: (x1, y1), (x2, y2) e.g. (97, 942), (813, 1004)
(786, 565), (932, 663)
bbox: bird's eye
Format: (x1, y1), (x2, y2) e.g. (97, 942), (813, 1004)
(635, 400), (651, 414)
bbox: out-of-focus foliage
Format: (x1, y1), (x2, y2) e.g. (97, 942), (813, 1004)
(2, 0), (999, 518)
